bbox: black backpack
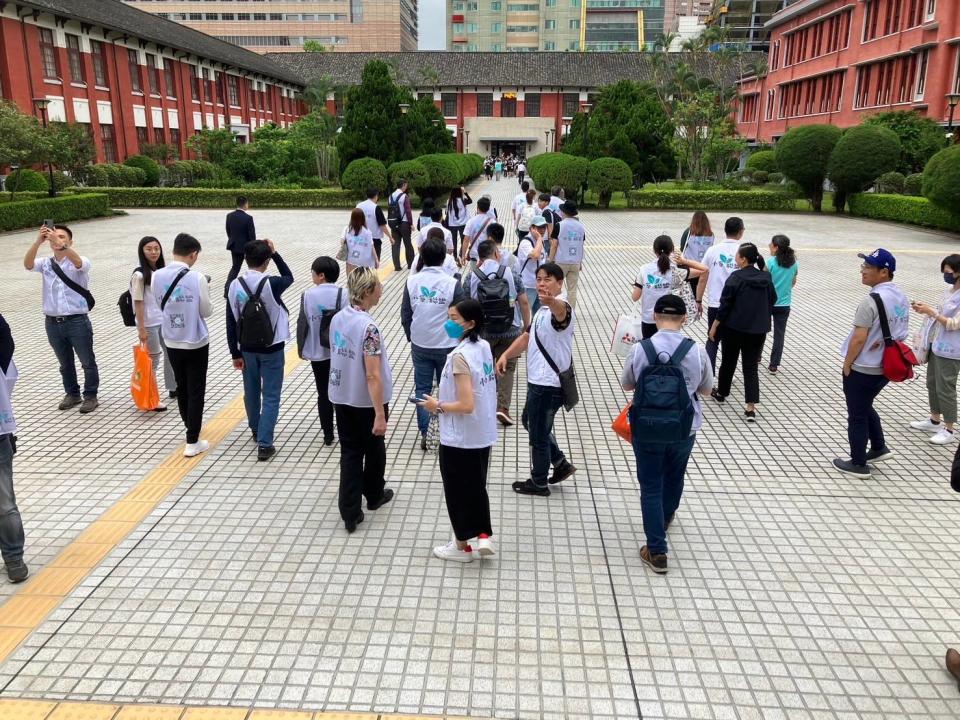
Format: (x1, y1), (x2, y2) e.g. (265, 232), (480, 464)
(628, 338), (696, 445)
(237, 276), (274, 350)
(117, 267), (143, 327)
(387, 191), (404, 230)
(472, 266), (513, 335)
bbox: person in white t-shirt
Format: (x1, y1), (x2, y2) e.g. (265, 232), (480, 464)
(631, 235), (705, 339)
(517, 216), (548, 312)
(512, 181), (531, 228)
(131, 236), (176, 410)
(695, 216), (745, 372)
(497, 262), (576, 496)
(342, 208), (378, 273)
(517, 160), (527, 185)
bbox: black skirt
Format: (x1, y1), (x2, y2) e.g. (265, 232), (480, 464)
(439, 444), (493, 541)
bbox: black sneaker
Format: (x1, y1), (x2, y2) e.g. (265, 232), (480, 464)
(832, 458), (871, 478)
(324, 435), (335, 447)
(168, 390), (178, 399)
(367, 488), (395, 511)
(640, 546), (668, 574)
(768, 366), (778, 374)
(345, 511), (365, 533)
(744, 410), (756, 422)
(420, 434), (428, 451)
(865, 446), (894, 463)
(549, 461), (576, 485)
(512, 479), (550, 496)
(5, 559), (28, 583)
(257, 445), (276, 461)
(711, 389), (725, 403)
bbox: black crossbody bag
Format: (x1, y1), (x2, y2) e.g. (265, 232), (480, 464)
(49, 261), (96, 311)
(532, 321), (579, 411)
(160, 268), (191, 310)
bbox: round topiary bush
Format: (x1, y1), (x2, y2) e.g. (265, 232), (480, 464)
(923, 145), (960, 210)
(775, 124), (843, 212)
(124, 155), (162, 186)
(751, 170), (769, 185)
(904, 172), (924, 196)
(874, 171), (906, 195)
(85, 165), (112, 187)
(768, 172), (785, 185)
(588, 157), (632, 208)
(6, 168), (48, 192)
(417, 154), (460, 197)
(119, 165), (146, 187)
(551, 154), (590, 199)
(341, 157), (388, 196)
(828, 125), (901, 211)
(388, 159), (430, 197)
(746, 150), (778, 174)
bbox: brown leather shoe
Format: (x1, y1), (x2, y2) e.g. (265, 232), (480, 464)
(946, 648), (960, 688)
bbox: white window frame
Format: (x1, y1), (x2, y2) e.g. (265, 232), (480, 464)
(914, 48), (929, 101)
(926, 0), (936, 21)
(765, 89), (775, 120)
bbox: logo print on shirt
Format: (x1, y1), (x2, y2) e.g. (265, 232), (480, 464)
(893, 304), (908, 321)
(483, 361), (494, 376)
(236, 289), (249, 305)
(647, 274), (670, 289)
(332, 330), (348, 350)
(315, 303), (328, 314)
(164, 283), (185, 302)
(718, 254), (734, 266)
(420, 286), (438, 299)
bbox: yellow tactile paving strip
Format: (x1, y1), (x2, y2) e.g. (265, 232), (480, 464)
(0, 699), (475, 720)
(0, 264), (395, 667)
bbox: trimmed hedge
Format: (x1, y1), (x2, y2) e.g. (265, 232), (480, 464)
(848, 193), (960, 233)
(528, 153), (590, 197)
(124, 155), (162, 187)
(904, 173), (924, 196)
(0, 193), (111, 233)
(6, 169), (48, 192)
(388, 159), (430, 196)
(746, 150), (778, 173)
(627, 189), (796, 211)
(341, 158), (388, 195)
(588, 158), (632, 208)
(66, 187), (358, 208)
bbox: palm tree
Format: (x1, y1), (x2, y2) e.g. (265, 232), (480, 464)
(301, 75), (336, 112)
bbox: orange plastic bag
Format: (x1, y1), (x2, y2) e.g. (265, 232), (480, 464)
(612, 404), (632, 443)
(131, 343), (159, 411)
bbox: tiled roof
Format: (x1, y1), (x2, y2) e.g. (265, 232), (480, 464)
(19, 0), (304, 85)
(267, 51), (763, 89)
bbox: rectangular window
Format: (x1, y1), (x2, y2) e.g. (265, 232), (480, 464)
(477, 93), (493, 117)
(191, 73), (201, 101)
(490, 1), (500, 9)
(154, 127), (165, 144)
(102, 124), (118, 164)
(227, 75), (240, 106)
(544, 41), (555, 50)
(570, 19), (580, 29)
(765, 89), (775, 120)
(524, 93), (540, 116)
(441, 92), (457, 117)
(91, 40), (108, 86)
(136, 126), (148, 151)
(39, 28), (59, 80)
(492, 22), (503, 32)
(128, 49), (142, 93)
(562, 93), (579, 117)
(571, 0), (580, 7)
(170, 128), (181, 155)
(926, 0), (935, 21)
(546, 0), (557, 5)
(915, 48), (929, 100)
(146, 54), (161, 95)
(467, 22), (478, 32)
(164, 59), (177, 98)
(501, 96), (516, 117)
(65, 34), (85, 84)
(545, 19), (556, 29)
(452, 22), (464, 33)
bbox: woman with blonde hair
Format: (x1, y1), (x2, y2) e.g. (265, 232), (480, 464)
(681, 211), (715, 295)
(328, 267), (395, 533)
(343, 208), (377, 274)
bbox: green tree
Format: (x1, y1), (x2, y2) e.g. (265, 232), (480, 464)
(863, 111), (949, 175)
(407, 96), (454, 158)
(302, 40), (327, 52)
(288, 111), (339, 181)
(0, 101), (46, 183)
(827, 125), (901, 212)
(745, 150), (777, 173)
(561, 80), (674, 184)
(588, 157), (632, 207)
(185, 128), (236, 164)
(45, 121), (95, 177)
(923, 144), (960, 210)
(775, 124), (843, 212)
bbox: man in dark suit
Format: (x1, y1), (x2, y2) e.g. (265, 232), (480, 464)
(224, 196), (256, 298)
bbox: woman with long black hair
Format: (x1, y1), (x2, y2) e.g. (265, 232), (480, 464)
(632, 235), (705, 339)
(765, 234), (798, 373)
(445, 186), (473, 251)
(131, 236), (175, 410)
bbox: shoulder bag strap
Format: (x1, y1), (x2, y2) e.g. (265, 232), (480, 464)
(870, 292), (893, 344)
(160, 267), (190, 311)
(49, 260), (95, 310)
(532, 321), (561, 377)
(336, 287), (343, 310)
(640, 338), (658, 365)
(669, 338), (695, 365)
(470, 216), (493, 252)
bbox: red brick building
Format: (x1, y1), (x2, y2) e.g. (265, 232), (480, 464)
(736, 0), (959, 144)
(0, 0), (305, 164)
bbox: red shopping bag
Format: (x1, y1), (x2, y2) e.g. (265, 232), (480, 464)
(131, 343), (159, 411)
(612, 404), (632, 443)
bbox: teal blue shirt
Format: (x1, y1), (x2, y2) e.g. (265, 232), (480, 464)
(767, 256), (798, 307)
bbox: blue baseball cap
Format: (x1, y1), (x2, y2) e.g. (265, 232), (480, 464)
(858, 248), (896, 273)
(531, 215), (548, 227)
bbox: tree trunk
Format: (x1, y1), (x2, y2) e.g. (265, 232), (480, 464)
(811, 187), (823, 213)
(834, 190), (847, 214)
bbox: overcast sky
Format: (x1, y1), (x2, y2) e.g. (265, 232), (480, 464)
(418, 0), (447, 50)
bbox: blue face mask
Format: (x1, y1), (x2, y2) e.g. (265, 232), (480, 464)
(444, 319), (465, 340)
(945, 272), (957, 285)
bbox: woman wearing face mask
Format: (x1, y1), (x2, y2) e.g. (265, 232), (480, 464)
(765, 234), (798, 373)
(632, 235), (706, 339)
(709, 243), (777, 421)
(910, 254), (960, 445)
(419, 299), (497, 563)
(131, 236), (175, 410)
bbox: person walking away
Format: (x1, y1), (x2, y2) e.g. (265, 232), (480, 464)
(833, 248), (908, 478)
(0, 313), (26, 583)
(421, 228), (460, 278)
(24, 224), (99, 414)
(460, 196), (496, 272)
(494, 158), (503, 181)
(709, 243), (776, 422)
(402, 237), (465, 449)
(680, 211), (715, 297)
(765, 234), (798, 373)
(512, 181), (531, 230)
(420, 209), (454, 255)
(517, 159), (526, 185)
(632, 235), (705, 340)
(389, 178), (414, 271)
(224, 196), (256, 298)
(417, 198), (435, 237)
(343, 208), (378, 274)
(153, 233), (213, 457)
(329, 268), (396, 532)
(356, 187), (392, 262)
(497, 263), (577, 495)
(419, 299), (497, 562)
(696, 216), (745, 372)
(132, 236), (175, 409)
(445, 187), (472, 252)
(226, 239), (294, 461)
(549, 187), (564, 214)
(298, 256), (344, 446)
(550, 200), (585, 308)
(464, 236), (531, 426)
(909, 253), (960, 445)
(516, 189), (537, 244)
(621, 294), (713, 574)
(517, 216), (547, 312)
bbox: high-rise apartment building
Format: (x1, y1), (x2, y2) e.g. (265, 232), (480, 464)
(123, 0), (418, 53)
(706, 1), (791, 51)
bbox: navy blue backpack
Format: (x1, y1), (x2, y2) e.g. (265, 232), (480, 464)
(629, 338), (695, 444)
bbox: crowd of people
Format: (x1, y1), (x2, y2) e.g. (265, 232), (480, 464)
(483, 154), (526, 183)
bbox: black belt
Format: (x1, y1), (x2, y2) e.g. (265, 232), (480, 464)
(45, 314), (84, 323)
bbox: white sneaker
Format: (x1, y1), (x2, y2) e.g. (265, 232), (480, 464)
(910, 418), (942, 431)
(184, 439), (209, 457)
(929, 428), (957, 445)
(476, 534), (495, 557)
(433, 540), (473, 563)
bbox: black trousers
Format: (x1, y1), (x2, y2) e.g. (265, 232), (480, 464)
(166, 345), (209, 443)
(439, 445), (493, 541)
(391, 222), (414, 270)
(717, 328), (766, 404)
(224, 251), (244, 298)
(373, 237), (383, 262)
(335, 403), (388, 522)
(311, 359), (334, 440)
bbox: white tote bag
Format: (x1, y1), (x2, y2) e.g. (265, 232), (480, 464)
(610, 310), (643, 359)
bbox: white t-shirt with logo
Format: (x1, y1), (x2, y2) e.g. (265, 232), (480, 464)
(700, 240), (740, 308)
(417, 221), (454, 252)
(635, 261), (674, 323)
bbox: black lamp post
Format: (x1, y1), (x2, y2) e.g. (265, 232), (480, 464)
(399, 102), (410, 156)
(33, 97), (56, 198)
(947, 93), (960, 144)
(581, 102), (593, 203)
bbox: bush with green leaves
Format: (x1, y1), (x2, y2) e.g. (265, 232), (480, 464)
(627, 189), (795, 211)
(123, 155), (161, 186)
(923, 144), (960, 211)
(746, 150), (778, 173)
(767, 172), (785, 185)
(6, 169), (48, 192)
(874, 171), (906, 195)
(848, 193), (960, 233)
(120, 166), (146, 187)
(388, 160), (430, 196)
(904, 173), (924, 196)
(340, 157), (388, 195)
(588, 158), (632, 208)
(529, 153), (589, 199)
(0, 193), (111, 232)
(775, 124), (843, 212)
(417, 154), (460, 197)
(751, 170), (769, 185)
(66, 187), (357, 208)
(863, 111), (949, 175)
(827, 125), (901, 211)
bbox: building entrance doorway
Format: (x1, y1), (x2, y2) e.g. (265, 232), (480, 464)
(489, 141), (526, 157)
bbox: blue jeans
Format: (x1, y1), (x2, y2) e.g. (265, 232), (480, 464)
(412, 344), (452, 435)
(242, 350), (285, 448)
(842, 370), (889, 466)
(45, 315), (99, 397)
(521, 383), (566, 487)
(0, 434), (23, 564)
(632, 435), (696, 555)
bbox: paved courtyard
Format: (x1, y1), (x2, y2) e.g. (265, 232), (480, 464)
(0, 177), (959, 720)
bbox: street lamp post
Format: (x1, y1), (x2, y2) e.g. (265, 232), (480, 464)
(32, 97), (56, 198)
(399, 102), (410, 156)
(581, 102), (593, 204)
(947, 93), (960, 144)
(463, 129), (470, 154)
(545, 129), (550, 153)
